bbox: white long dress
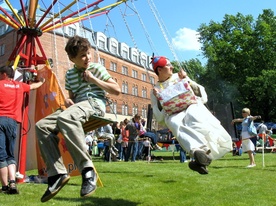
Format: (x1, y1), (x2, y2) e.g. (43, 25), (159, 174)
(151, 74), (232, 160)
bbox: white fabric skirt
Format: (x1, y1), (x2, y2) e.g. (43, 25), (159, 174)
(165, 103), (232, 160)
(241, 138), (255, 152)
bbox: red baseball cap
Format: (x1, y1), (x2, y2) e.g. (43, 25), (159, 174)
(151, 56), (167, 72)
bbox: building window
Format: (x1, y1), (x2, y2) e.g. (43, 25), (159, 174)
(133, 54), (138, 63)
(110, 101), (117, 115)
(142, 73), (147, 81)
(132, 85), (138, 96)
(141, 58), (146, 67)
(122, 50), (128, 59)
(0, 25), (5, 35)
(99, 40), (105, 50)
(142, 107), (147, 118)
(122, 104), (128, 116)
(150, 76), (155, 85)
(100, 58), (105, 66)
(122, 66), (128, 76)
(111, 45), (117, 54)
(110, 62), (117, 72)
(68, 27), (76, 36)
(142, 88), (147, 98)
(132, 70), (138, 78)
(122, 81), (128, 94)
(0, 44), (5, 56)
(132, 104), (138, 116)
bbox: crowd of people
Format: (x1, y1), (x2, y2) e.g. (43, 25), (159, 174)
(85, 115), (162, 162)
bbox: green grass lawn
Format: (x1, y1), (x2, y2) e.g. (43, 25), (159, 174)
(1, 151), (276, 206)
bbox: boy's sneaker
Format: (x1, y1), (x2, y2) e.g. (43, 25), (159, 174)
(1, 186), (9, 194)
(41, 174), (70, 202)
(193, 150), (212, 166)
(154, 144), (162, 150)
(188, 161), (209, 175)
(8, 181), (19, 194)
(80, 169), (97, 197)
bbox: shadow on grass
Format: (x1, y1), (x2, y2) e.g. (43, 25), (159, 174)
(217, 157), (249, 161)
(55, 196), (140, 206)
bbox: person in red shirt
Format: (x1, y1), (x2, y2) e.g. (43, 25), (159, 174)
(0, 66), (45, 194)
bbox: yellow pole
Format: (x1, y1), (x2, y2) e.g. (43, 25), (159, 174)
(13, 55), (21, 69)
(0, 14), (19, 29)
(77, 0), (127, 21)
(42, 0), (127, 32)
(39, 0), (77, 30)
(4, 0), (25, 26)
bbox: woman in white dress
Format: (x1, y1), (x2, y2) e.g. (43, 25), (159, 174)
(150, 56), (232, 174)
(231, 108), (261, 167)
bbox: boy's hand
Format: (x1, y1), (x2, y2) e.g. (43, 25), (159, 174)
(83, 70), (94, 82)
(65, 98), (74, 108)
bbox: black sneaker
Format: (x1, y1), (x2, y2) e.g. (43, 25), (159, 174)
(1, 186), (9, 194)
(8, 181), (19, 194)
(194, 150), (212, 166)
(41, 174), (70, 202)
(80, 169), (97, 197)
(188, 161), (209, 175)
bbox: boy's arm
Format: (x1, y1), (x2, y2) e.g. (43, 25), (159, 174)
(65, 90), (75, 108)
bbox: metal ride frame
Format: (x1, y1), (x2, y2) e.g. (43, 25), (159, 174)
(0, 0), (128, 183)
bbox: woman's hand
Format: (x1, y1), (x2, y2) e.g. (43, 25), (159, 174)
(152, 87), (159, 97)
(178, 69), (187, 79)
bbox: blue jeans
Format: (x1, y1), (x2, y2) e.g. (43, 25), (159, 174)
(115, 142), (123, 160)
(0, 117), (17, 168)
(126, 141), (138, 161)
(137, 141), (144, 160)
(175, 144), (186, 163)
(143, 132), (157, 145)
(179, 147), (187, 163)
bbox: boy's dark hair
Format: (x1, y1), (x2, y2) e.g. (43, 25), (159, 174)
(65, 35), (92, 59)
(0, 66), (15, 78)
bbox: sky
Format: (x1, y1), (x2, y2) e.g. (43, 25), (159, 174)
(2, 0), (276, 65)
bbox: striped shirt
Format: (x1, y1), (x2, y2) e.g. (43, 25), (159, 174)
(65, 63), (111, 108)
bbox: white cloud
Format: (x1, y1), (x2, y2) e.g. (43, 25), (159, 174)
(172, 27), (201, 51)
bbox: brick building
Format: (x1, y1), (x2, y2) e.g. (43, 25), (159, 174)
(0, 23), (161, 129)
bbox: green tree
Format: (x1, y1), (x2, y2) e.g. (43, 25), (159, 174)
(197, 9), (276, 121)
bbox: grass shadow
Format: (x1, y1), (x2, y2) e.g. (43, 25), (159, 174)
(55, 196), (140, 206)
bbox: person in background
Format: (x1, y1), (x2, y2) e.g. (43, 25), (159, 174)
(150, 56), (232, 175)
(139, 118), (162, 150)
(175, 144), (188, 163)
(85, 131), (94, 156)
(232, 108), (261, 167)
(113, 121), (122, 161)
(143, 137), (153, 161)
(0, 66), (45, 194)
(257, 120), (267, 143)
(35, 35), (120, 202)
(121, 119), (129, 161)
(125, 115), (141, 162)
